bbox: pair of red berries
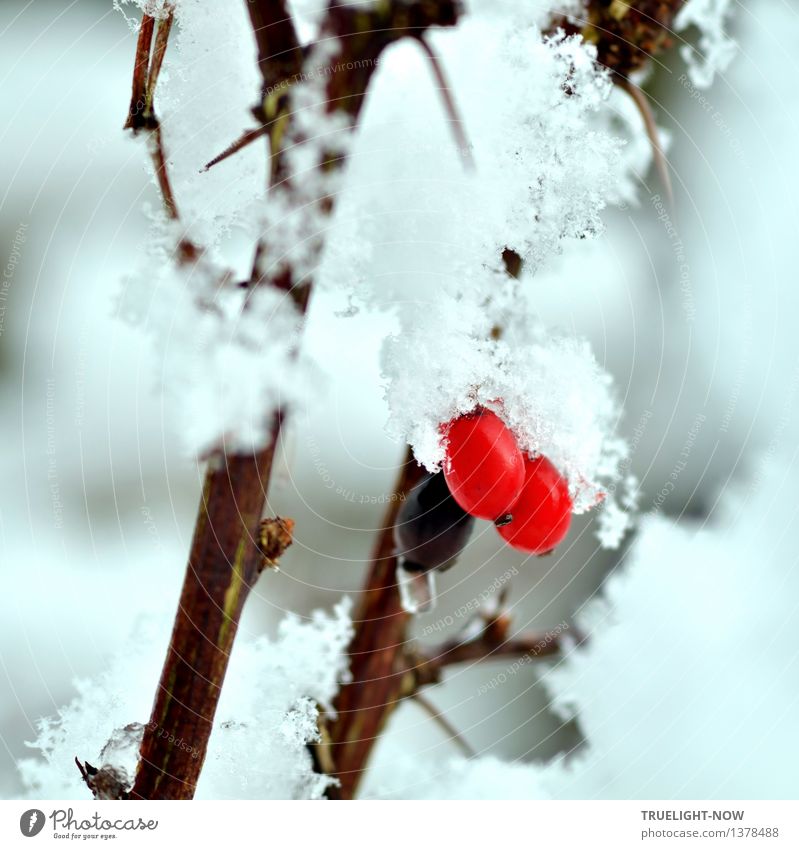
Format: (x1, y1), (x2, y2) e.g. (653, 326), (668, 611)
(441, 408), (572, 555)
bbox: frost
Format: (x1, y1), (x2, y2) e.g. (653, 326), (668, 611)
(18, 601), (353, 800)
(117, 247), (315, 456)
(154, 0), (265, 247)
(254, 38), (354, 286)
(543, 455), (799, 799)
(113, 0), (172, 29)
(448, 27), (623, 271)
(676, 0), (737, 88)
(364, 24), (636, 539)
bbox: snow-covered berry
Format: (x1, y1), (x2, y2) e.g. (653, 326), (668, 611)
(441, 408), (525, 521)
(496, 456), (572, 555)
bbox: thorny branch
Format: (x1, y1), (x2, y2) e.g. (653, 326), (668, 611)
(326, 503), (576, 797)
(125, 0), (461, 801)
(94, 0), (688, 803)
(127, 1), (304, 800)
(124, 6), (179, 221)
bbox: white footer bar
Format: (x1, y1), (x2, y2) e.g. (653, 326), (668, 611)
(1, 800), (796, 848)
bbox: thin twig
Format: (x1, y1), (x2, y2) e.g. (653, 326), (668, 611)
(146, 9), (174, 116)
(202, 125), (269, 172)
(411, 692), (476, 759)
(149, 126), (178, 220)
(615, 74), (674, 209)
(327, 448), (425, 799)
(123, 4), (181, 223)
(414, 626), (574, 677)
(416, 36), (474, 171)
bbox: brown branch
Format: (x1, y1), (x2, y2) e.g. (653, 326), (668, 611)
(123, 5), (181, 223)
(131, 0), (461, 800)
(130, 1), (307, 800)
(109, 0), (691, 805)
(327, 449), (425, 798)
(125, 13), (155, 131)
(131, 419), (286, 799)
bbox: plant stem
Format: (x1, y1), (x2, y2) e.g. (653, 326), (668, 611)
(130, 0), (304, 799)
(130, 0), (461, 800)
(131, 422), (283, 799)
(327, 449), (424, 798)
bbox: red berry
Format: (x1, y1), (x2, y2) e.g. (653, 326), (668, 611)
(442, 408), (525, 521)
(496, 456), (572, 555)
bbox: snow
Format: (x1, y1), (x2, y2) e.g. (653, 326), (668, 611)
(117, 246), (315, 456)
(382, 293), (630, 521)
(363, 750), (550, 800)
(676, 0), (738, 88)
(116, 2), (644, 533)
(18, 600), (353, 800)
(322, 21), (646, 542)
(544, 454), (799, 799)
(363, 452), (799, 800)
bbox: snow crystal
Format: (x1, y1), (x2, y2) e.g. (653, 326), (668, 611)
(154, 0), (266, 247)
(253, 38), (355, 289)
(113, 0), (172, 30)
(360, 23), (637, 540)
(19, 600), (352, 800)
(676, 0), (737, 89)
(117, 246), (314, 456)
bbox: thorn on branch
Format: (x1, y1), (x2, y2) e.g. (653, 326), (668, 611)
(202, 125), (269, 173)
